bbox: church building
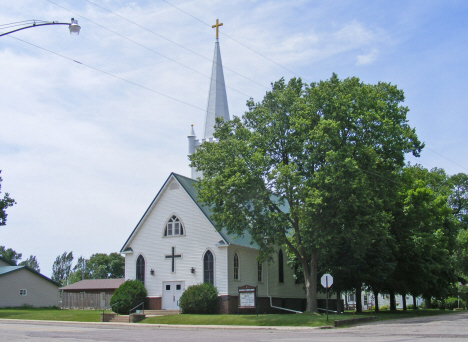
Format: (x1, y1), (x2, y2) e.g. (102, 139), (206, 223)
(121, 21), (318, 314)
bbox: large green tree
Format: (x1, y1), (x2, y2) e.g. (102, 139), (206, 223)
(68, 253), (125, 284)
(190, 74), (422, 312)
(0, 171), (16, 226)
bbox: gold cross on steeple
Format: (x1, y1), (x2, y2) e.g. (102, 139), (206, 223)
(212, 19), (223, 39)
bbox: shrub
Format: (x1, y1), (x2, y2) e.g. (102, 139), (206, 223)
(445, 297), (466, 310)
(179, 283), (218, 314)
(110, 280), (147, 315)
(407, 304), (416, 310)
(379, 305), (389, 310)
(431, 299), (445, 310)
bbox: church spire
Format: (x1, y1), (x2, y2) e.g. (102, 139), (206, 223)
(189, 20), (230, 179)
(203, 21), (230, 139)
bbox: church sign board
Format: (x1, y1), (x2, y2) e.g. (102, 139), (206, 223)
(238, 285), (258, 315)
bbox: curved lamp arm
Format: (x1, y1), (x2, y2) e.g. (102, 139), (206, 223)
(0, 18), (80, 37)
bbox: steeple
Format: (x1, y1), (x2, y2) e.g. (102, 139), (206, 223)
(188, 20), (230, 179)
(203, 38), (230, 139)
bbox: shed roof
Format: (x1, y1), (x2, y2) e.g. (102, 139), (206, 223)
(60, 278), (125, 291)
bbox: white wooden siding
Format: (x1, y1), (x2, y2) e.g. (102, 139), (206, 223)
(124, 176), (228, 296)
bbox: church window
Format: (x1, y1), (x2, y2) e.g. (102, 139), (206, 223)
(164, 216), (185, 237)
(233, 253), (239, 280)
(278, 249), (284, 283)
(136, 255), (145, 285)
(204, 250), (214, 285)
(258, 261), (263, 282)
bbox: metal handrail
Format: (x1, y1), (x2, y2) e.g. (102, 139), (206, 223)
(103, 301), (119, 315)
(128, 302), (145, 322)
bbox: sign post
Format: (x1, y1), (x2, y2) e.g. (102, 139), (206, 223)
(238, 285), (258, 316)
(321, 274), (333, 322)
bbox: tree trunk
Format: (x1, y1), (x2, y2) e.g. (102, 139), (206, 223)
(389, 290), (397, 311)
(413, 295), (417, 310)
(425, 296), (431, 309)
(374, 290), (380, 312)
(303, 251), (318, 312)
(336, 290), (342, 313)
(355, 285), (362, 313)
(402, 294), (407, 311)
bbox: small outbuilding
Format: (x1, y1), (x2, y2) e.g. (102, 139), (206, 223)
(0, 256), (60, 307)
(59, 278), (125, 309)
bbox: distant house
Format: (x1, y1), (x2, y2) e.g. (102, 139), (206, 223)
(60, 278), (125, 295)
(0, 256), (60, 307)
(59, 278), (125, 309)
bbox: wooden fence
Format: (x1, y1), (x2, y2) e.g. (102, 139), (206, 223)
(59, 292), (113, 310)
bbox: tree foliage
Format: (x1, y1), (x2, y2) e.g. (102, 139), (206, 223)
(0, 171), (16, 226)
(0, 245), (22, 265)
(68, 253), (125, 284)
(190, 74), (422, 312)
(19, 255), (40, 272)
(110, 279), (147, 315)
(52, 251), (73, 285)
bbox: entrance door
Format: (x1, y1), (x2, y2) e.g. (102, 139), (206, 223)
(162, 281), (184, 310)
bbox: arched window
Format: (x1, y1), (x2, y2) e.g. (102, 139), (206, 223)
(164, 215), (184, 236)
(136, 255), (145, 285)
(278, 249), (284, 283)
(233, 253), (239, 280)
(204, 250), (214, 285)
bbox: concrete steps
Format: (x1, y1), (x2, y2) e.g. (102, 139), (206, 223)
(144, 310), (180, 316)
(109, 315), (129, 323)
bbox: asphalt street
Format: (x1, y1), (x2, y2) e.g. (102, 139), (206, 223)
(1, 312), (468, 342)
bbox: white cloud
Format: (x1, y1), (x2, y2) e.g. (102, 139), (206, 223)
(356, 48), (379, 65)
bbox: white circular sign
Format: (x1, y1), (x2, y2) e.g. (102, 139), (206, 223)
(321, 273), (333, 288)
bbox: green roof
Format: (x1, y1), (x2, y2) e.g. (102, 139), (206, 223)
(0, 266), (23, 276)
(173, 173), (259, 249)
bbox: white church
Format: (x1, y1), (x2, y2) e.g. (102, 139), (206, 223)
(120, 22), (328, 314)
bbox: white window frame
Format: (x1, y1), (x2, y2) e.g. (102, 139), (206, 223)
(233, 253), (239, 281)
(19, 289), (27, 296)
(257, 261), (263, 282)
(164, 215), (185, 237)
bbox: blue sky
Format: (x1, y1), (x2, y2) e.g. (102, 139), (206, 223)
(1, 0), (467, 276)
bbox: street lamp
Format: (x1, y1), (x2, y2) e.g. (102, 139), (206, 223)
(0, 18), (81, 37)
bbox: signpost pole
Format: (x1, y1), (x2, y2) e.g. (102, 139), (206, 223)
(326, 277), (329, 322)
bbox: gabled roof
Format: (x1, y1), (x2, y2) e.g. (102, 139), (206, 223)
(60, 278), (124, 291)
(120, 172), (258, 252)
(0, 265), (61, 287)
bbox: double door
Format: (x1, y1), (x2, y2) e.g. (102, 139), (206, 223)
(162, 281), (184, 310)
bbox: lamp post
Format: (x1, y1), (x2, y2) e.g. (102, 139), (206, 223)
(0, 18), (81, 37)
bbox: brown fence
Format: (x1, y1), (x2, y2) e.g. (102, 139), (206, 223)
(59, 292), (113, 310)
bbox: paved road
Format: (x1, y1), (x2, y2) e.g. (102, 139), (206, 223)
(1, 312), (468, 342)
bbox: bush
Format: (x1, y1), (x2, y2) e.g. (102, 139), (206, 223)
(407, 304), (416, 310)
(110, 280), (147, 315)
(445, 297), (466, 310)
(379, 305), (389, 310)
(179, 283), (218, 314)
(431, 299), (445, 310)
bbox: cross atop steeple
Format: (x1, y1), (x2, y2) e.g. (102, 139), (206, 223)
(212, 19), (223, 39)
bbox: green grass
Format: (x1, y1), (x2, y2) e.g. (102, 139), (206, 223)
(0, 307), (460, 327)
(141, 309), (459, 327)
(0, 307), (110, 322)
(143, 309), (461, 327)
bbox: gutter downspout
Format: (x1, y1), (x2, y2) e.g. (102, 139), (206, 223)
(266, 262), (302, 314)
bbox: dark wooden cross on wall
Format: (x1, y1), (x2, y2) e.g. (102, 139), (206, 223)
(165, 247), (181, 273)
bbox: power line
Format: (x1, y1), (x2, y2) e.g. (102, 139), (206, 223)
(81, 0), (270, 90)
(45, 0), (255, 99)
(161, 0), (306, 82)
(426, 147), (468, 172)
(8, 35), (208, 114)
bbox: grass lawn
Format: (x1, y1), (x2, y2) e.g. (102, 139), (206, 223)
(0, 308), (460, 327)
(141, 309), (459, 327)
(0, 307), (110, 322)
